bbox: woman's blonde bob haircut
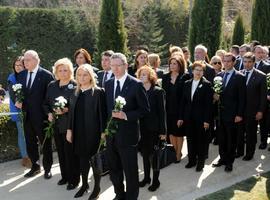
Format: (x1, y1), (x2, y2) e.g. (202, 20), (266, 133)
(53, 58), (74, 80)
(136, 65), (158, 86)
(75, 63), (97, 94)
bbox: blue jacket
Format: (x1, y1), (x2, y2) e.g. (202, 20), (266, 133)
(7, 73), (19, 121)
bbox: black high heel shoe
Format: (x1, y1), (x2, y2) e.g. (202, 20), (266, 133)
(74, 184), (89, 198)
(88, 186), (101, 200)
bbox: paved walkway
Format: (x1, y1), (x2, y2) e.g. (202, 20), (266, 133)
(0, 139), (270, 200)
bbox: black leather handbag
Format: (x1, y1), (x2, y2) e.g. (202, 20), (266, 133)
(152, 140), (176, 170)
(91, 145), (109, 176)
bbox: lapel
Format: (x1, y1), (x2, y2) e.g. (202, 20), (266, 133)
(223, 70), (235, 91)
(29, 67), (42, 94)
(71, 90), (79, 118)
(119, 75), (132, 97)
(247, 69), (256, 87)
(107, 79), (115, 110)
(192, 78), (204, 101)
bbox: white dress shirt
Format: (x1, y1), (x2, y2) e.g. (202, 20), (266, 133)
(191, 79), (200, 100)
(26, 65), (39, 88)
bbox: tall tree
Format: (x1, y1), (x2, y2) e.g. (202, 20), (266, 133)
(251, 0), (270, 44)
(137, 4), (167, 56)
(232, 14), (245, 46)
(188, 0), (223, 59)
(97, 0), (127, 64)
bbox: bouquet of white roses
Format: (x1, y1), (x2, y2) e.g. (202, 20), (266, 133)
(43, 96), (67, 147)
(99, 96), (126, 149)
(12, 83), (24, 103)
(213, 76), (223, 94)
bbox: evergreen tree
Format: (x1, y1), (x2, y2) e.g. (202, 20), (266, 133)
(232, 14), (245, 46)
(97, 0), (127, 64)
(251, 0), (270, 44)
(188, 0), (223, 59)
(137, 4), (167, 57)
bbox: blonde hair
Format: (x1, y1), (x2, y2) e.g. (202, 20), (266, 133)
(169, 45), (183, 55)
(53, 58), (74, 80)
(75, 64), (97, 95)
(136, 65), (158, 86)
(148, 53), (160, 68)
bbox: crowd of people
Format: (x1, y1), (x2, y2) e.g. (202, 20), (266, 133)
(1, 40), (270, 200)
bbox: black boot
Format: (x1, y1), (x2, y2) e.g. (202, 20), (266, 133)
(88, 165), (101, 200)
(74, 172), (89, 198)
(139, 153), (151, 187)
(148, 170), (160, 192)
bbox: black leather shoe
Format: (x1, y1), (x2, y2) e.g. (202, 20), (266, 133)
(44, 171), (52, 179)
(196, 164), (204, 172)
(225, 164), (233, 172)
(212, 160), (225, 167)
(185, 162), (196, 168)
(88, 186), (101, 200)
(235, 153), (244, 158)
(242, 155), (253, 161)
(139, 178), (151, 187)
(259, 143), (267, 150)
(66, 183), (78, 190)
(112, 194), (125, 200)
(148, 180), (160, 192)
(74, 185), (89, 198)
(24, 165), (41, 178)
(57, 179), (67, 185)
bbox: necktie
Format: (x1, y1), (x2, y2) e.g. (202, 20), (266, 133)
(245, 71), (250, 85)
(27, 72), (33, 91)
(223, 72), (229, 87)
(114, 80), (121, 99)
(103, 72), (108, 87)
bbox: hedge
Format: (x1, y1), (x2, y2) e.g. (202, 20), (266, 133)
(0, 6), (96, 87)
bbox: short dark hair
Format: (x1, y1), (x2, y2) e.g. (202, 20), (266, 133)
(224, 52), (236, 62)
(240, 44), (251, 52)
(101, 50), (114, 57)
(231, 45), (240, 55)
(74, 48), (92, 64)
(243, 52), (255, 62)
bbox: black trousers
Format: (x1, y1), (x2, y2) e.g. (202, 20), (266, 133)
(236, 121), (245, 156)
(218, 120), (237, 165)
(259, 109), (270, 144)
(106, 138), (139, 200)
(24, 118), (52, 172)
(245, 118), (258, 157)
(186, 121), (208, 165)
(54, 128), (80, 185)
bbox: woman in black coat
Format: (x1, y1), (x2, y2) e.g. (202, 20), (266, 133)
(178, 61), (213, 172)
(136, 66), (166, 192)
(162, 55), (190, 162)
(43, 58), (80, 189)
(66, 64), (106, 199)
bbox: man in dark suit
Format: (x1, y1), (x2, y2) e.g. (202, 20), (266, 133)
(241, 52), (267, 161)
(234, 44), (251, 71)
(16, 50), (54, 179)
(254, 45), (270, 149)
(212, 53), (246, 172)
(104, 53), (149, 200)
(97, 50), (114, 88)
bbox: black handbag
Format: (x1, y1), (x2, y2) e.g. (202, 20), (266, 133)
(91, 145), (110, 176)
(152, 140), (176, 170)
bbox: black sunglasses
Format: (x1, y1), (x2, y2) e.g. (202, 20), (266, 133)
(213, 62), (222, 65)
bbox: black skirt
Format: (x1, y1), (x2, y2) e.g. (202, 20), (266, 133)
(167, 114), (185, 137)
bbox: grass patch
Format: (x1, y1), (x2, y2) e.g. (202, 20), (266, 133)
(198, 171), (270, 200)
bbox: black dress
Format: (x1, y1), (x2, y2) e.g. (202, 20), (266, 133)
(162, 72), (191, 136)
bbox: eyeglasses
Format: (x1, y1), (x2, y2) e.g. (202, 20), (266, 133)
(212, 62), (222, 65)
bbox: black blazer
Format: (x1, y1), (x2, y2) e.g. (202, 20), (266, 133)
(217, 70), (246, 122)
(68, 87), (107, 156)
(256, 60), (270, 74)
(43, 80), (76, 133)
(17, 67), (54, 125)
(97, 70), (114, 88)
(162, 72), (191, 115)
(241, 68), (267, 119)
(140, 86), (167, 135)
(104, 74), (150, 146)
(179, 77), (213, 124)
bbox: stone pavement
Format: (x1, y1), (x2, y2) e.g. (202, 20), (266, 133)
(0, 139), (269, 200)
